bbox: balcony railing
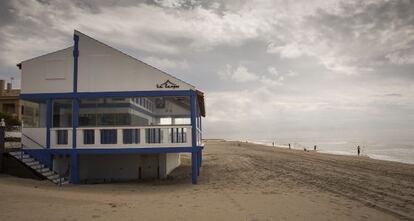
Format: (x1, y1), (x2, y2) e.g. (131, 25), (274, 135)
(50, 125), (193, 148)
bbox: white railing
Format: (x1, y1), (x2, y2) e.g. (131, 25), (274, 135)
(50, 125), (192, 148)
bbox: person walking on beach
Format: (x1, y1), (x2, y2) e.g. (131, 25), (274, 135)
(288, 143), (291, 149)
(357, 145), (361, 156)
(314, 145), (317, 151)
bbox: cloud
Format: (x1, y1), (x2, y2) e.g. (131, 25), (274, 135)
(142, 56), (189, 70)
(1, 0), (414, 141)
(385, 51), (414, 65)
(218, 64), (259, 82)
(267, 42), (311, 58)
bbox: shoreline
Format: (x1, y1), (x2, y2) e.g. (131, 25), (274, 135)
(225, 139), (414, 165)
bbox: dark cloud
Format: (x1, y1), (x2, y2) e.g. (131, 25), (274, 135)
(0, 0), (413, 140)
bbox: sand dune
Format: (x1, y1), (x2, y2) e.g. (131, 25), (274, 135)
(0, 140), (413, 220)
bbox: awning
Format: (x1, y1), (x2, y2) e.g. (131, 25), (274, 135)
(196, 90), (206, 117)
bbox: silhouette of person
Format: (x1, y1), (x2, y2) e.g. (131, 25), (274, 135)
(288, 143), (291, 149)
(314, 145), (317, 151)
(357, 145), (361, 156)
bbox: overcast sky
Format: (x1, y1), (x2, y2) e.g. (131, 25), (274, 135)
(1, 0), (414, 141)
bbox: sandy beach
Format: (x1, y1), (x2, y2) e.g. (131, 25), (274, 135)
(1, 140), (413, 221)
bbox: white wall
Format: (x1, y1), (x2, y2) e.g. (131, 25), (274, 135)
(76, 31), (195, 93)
(22, 128), (47, 149)
(21, 47), (74, 94)
(20, 31), (195, 94)
(166, 153), (181, 175)
(69, 153), (182, 182)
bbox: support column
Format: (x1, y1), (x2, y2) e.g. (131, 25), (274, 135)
(190, 90), (198, 184)
(191, 150), (198, 184)
(72, 98), (79, 149)
(46, 99), (52, 149)
(70, 152), (80, 184)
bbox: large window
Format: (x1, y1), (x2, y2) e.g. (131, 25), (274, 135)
(56, 130), (68, 145)
(123, 129), (140, 144)
(100, 129), (117, 144)
(22, 100), (47, 128)
(83, 129), (95, 144)
(53, 99), (72, 128)
(78, 96), (191, 127)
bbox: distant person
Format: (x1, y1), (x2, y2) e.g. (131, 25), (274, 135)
(272, 142), (275, 147)
(288, 143), (291, 149)
(357, 145), (361, 156)
(314, 145), (317, 151)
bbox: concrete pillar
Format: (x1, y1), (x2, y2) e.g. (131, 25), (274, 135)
(191, 151), (198, 184)
(70, 153), (80, 184)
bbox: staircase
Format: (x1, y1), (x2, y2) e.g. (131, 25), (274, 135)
(9, 151), (69, 185)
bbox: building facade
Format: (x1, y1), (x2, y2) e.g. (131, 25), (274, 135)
(18, 30), (205, 184)
(0, 80), (22, 121)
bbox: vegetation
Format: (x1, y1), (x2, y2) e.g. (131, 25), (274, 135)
(0, 112), (21, 127)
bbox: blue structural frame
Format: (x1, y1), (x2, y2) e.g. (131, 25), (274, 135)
(20, 32), (204, 185)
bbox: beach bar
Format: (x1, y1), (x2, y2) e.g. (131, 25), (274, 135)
(16, 30), (205, 184)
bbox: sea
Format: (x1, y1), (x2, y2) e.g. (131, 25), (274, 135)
(247, 138), (414, 165)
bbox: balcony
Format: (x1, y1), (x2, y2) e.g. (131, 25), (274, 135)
(49, 125), (193, 148)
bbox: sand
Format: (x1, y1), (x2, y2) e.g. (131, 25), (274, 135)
(0, 140), (413, 221)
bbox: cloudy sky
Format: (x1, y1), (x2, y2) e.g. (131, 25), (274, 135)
(1, 0), (414, 141)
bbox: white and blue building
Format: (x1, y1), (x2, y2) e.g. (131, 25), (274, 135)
(17, 30), (205, 184)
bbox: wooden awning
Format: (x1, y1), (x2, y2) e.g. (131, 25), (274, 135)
(196, 90), (206, 117)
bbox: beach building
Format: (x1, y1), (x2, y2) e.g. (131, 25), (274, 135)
(12, 30), (205, 184)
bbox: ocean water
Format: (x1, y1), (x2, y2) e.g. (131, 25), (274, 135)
(248, 138), (414, 165)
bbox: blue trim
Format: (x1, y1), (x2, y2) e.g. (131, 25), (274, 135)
(26, 147), (199, 155)
(73, 34), (79, 93)
(46, 99), (52, 149)
(20, 90), (193, 101)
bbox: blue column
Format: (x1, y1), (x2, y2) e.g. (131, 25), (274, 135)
(190, 91), (198, 184)
(73, 34), (79, 93)
(191, 150), (198, 184)
(72, 33), (79, 150)
(72, 98), (79, 149)
(70, 152), (80, 184)
(46, 99), (52, 149)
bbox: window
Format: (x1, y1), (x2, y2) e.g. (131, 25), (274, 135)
(160, 117), (172, 125)
(53, 99), (72, 127)
(56, 130), (68, 145)
(22, 100), (47, 128)
(83, 129), (95, 144)
(123, 129), (140, 144)
(171, 128), (187, 143)
(174, 118), (191, 125)
(100, 129), (117, 144)
(146, 128), (162, 144)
